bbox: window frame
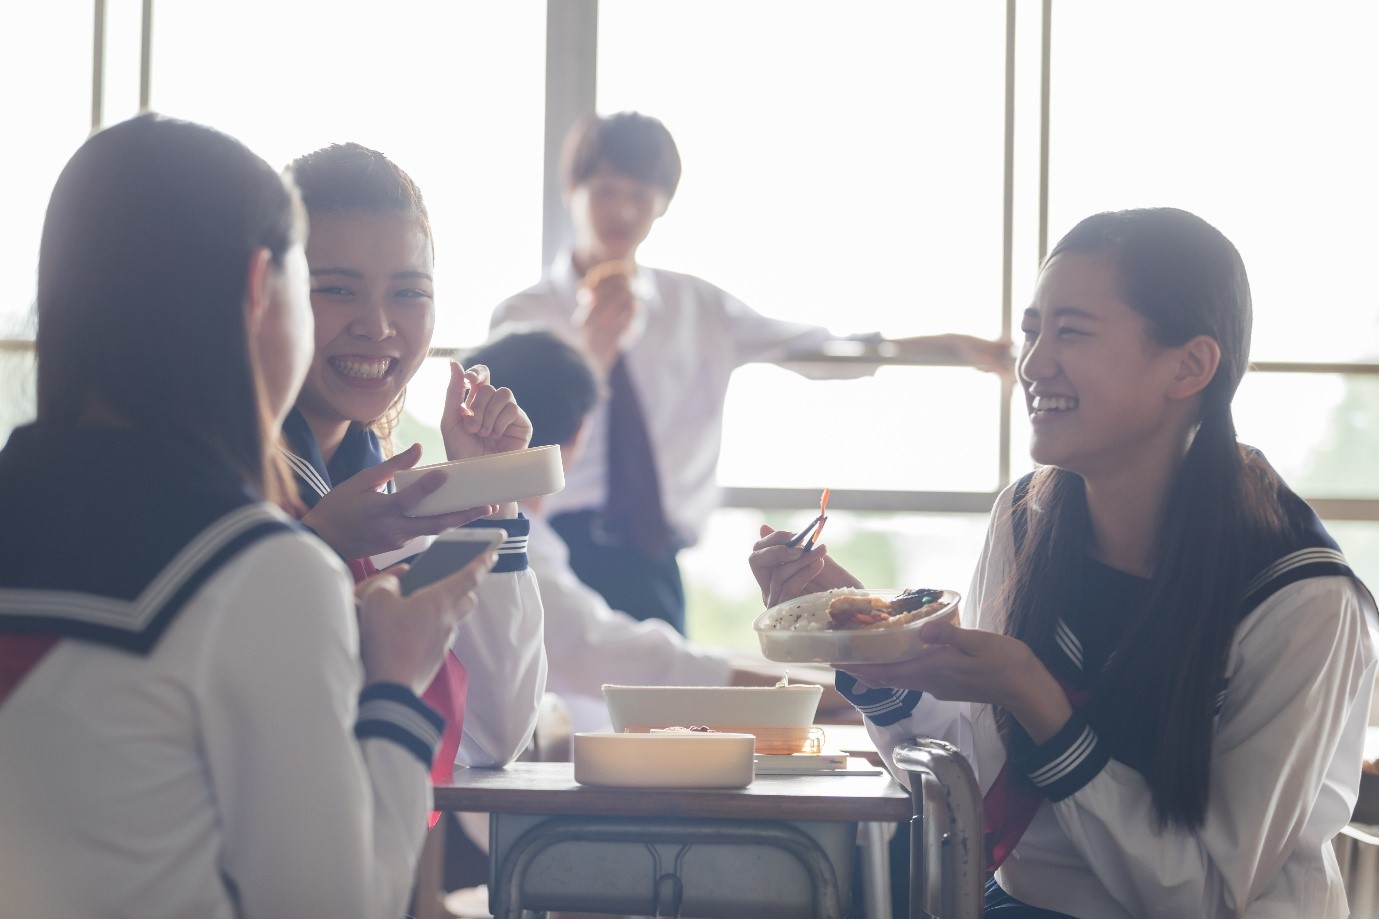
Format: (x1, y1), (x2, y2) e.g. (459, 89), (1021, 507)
(4, 0), (1377, 522)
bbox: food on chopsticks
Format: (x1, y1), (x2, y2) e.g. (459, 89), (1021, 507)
(760, 587), (955, 632)
(785, 487), (832, 549)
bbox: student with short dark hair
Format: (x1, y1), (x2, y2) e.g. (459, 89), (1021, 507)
(467, 328), (839, 730)
(492, 111), (1013, 635)
(750, 207), (1377, 917)
(281, 142), (546, 786)
(0, 114), (493, 918)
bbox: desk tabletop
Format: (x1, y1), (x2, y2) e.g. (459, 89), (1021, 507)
(435, 761), (911, 823)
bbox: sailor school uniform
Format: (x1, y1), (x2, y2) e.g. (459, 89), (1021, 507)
(281, 408), (546, 773)
(0, 423), (442, 919)
(840, 473), (1378, 918)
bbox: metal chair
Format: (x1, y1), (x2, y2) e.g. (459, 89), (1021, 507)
(892, 739), (984, 919)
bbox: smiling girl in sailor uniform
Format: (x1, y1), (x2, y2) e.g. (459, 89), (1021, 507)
(280, 144), (547, 788)
(750, 208), (1376, 918)
(0, 114), (491, 919)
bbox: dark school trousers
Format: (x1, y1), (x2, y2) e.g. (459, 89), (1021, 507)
(549, 510), (687, 635)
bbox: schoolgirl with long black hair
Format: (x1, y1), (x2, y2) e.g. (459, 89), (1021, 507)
(0, 114), (493, 917)
(750, 207), (1376, 917)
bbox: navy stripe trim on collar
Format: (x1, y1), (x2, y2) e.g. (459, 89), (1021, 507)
(1240, 547), (1353, 614)
(281, 448), (331, 499)
(0, 505), (295, 655)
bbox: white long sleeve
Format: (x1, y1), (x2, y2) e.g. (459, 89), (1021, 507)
(450, 523), (547, 768)
(528, 514), (731, 728)
(0, 530), (437, 919)
(202, 535), (434, 919)
(491, 253), (866, 545)
(842, 484), (1376, 918)
(1040, 577), (1375, 918)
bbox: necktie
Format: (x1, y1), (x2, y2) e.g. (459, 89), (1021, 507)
(605, 355), (673, 560)
(982, 680), (1090, 870)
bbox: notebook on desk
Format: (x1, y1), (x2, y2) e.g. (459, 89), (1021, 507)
(754, 752), (883, 776)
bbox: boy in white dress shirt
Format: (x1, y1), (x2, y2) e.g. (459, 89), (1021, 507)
(491, 111), (1012, 634)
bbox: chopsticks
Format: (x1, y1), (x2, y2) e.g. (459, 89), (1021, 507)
(784, 487), (831, 551)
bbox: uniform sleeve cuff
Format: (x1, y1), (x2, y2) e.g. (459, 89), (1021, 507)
(466, 515), (529, 573)
(354, 682), (446, 767)
(835, 670), (923, 727)
(1010, 710), (1108, 802)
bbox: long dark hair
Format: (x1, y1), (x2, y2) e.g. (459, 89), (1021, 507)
(285, 143), (433, 445)
(36, 114), (303, 504)
(998, 208), (1285, 827)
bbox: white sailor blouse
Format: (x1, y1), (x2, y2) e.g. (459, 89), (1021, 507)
(281, 408), (547, 768)
(840, 474), (1377, 918)
(0, 424), (442, 919)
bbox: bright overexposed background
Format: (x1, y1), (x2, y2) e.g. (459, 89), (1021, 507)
(2, 1), (1377, 646)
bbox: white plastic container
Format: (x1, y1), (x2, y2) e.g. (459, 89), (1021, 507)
(601, 684), (822, 734)
(572, 732), (756, 788)
(754, 588), (961, 665)
(392, 445), (564, 517)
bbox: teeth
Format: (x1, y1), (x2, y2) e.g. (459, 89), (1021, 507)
(330, 357), (393, 380)
(1033, 396), (1078, 412)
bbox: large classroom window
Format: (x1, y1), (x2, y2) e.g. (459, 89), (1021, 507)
(3, 2), (1377, 646)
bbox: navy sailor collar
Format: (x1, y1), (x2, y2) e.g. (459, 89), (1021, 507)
(0, 424), (294, 654)
(280, 408), (387, 508)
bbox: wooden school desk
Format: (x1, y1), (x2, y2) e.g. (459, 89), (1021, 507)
(435, 762), (910, 918)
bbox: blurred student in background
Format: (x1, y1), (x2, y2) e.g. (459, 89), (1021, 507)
(492, 111), (1012, 634)
(466, 328), (845, 730)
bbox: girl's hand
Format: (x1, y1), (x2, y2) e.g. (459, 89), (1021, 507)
(301, 442), (498, 560)
(441, 361), (534, 461)
(748, 524), (863, 608)
(845, 619), (1072, 743)
(355, 548), (497, 694)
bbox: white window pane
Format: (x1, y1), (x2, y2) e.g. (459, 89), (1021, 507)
(1325, 521), (1379, 593)
(0, 0), (92, 337)
(0, 349), (36, 443)
(1237, 372), (1379, 499)
(596, 1), (1008, 341)
(1048, 0), (1379, 363)
(597, 2), (1009, 494)
(149, 0), (547, 346)
(719, 365), (1006, 492)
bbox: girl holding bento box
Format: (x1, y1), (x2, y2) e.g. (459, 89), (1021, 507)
(280, 142), (547, 787)
(749, 207), (1376, 917)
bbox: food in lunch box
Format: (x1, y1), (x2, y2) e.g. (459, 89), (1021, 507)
(827, 587), (948, 629)
(761, 587), (954, 632)
(649, 725), (718, 733)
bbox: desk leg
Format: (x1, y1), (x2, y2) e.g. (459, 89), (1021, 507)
(861, 822), (893, 919)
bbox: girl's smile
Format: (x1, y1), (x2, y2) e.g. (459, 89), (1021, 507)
(293, 210), (435, 453)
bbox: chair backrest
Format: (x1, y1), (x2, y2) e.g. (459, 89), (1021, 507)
(891, 739), (984, 919)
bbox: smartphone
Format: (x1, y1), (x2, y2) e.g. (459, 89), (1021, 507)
(397, 528), (507, 596)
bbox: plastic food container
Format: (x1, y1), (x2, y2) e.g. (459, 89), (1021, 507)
(392, 445), (564, 517)
(753, 588), (961, 665)
(573, 732), (756, 788)
(601, 684), (822, 734)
